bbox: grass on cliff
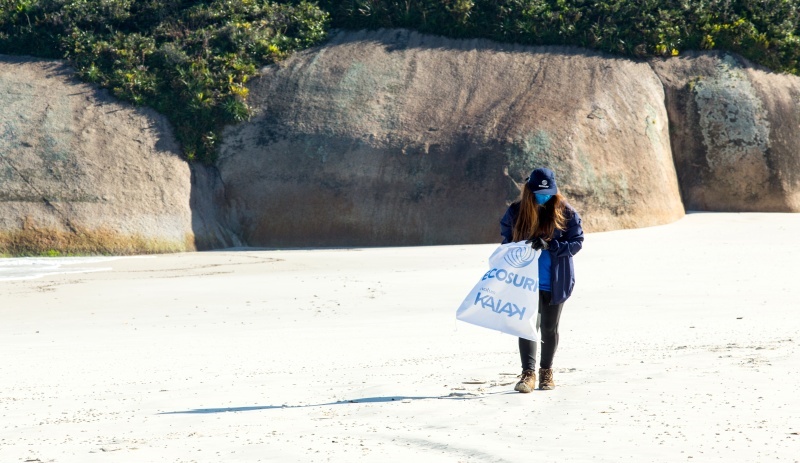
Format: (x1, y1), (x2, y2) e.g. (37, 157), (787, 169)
(1, 0), (799, 163)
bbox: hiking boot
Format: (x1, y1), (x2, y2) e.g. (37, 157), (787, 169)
(539, 368), (555, 390)
(514, 369), (536, 393)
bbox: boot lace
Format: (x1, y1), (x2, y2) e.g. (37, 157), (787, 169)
(518, 369), (535, 380)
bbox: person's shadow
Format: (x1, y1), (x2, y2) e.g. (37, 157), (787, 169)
(158, 391), (515, 415)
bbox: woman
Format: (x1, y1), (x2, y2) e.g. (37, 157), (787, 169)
(500, 167), (584, 392)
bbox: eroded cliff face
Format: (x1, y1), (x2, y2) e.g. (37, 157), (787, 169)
(651, 52), (800, 212)
(0, 56), (235, 254)
(218, 29), (684, 247)
(4, 32), (799, 254)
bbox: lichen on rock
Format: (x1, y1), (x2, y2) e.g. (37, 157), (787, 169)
(693, 55), (770, 175)
(652, 51), (800, 211)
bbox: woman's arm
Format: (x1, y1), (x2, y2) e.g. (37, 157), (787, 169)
(500, 207), (515, 244)
(549, 208), (584, 257)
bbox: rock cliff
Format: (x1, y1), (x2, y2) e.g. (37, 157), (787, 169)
(218, 30), (684, 247)
(0, 56), (236, 254)
(3, 30), (799, 254)
(651, 52), (800, 212)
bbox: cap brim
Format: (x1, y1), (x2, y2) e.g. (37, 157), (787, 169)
(530, 186), (557, 195)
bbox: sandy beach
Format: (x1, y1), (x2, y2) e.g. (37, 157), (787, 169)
(1, 212), (799, 462)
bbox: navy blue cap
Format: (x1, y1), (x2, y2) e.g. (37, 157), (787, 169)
(525, 167), (558, 195)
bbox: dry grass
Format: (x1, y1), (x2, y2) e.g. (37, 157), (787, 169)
(0, 221), (194, 256)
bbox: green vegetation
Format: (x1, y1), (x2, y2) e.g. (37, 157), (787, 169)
(2, 1), (799, 162)
(0, 0), (329, 163)
(320, 0), (800, 73)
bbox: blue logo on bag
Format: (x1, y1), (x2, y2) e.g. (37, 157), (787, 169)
(503, 246), (536, 268)
(481, 268), (538, 292)
(474, 292), (526, 320)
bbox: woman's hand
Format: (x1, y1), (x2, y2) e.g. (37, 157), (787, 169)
(527, 237), (550, 251)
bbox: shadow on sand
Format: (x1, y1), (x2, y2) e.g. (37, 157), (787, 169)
(159, 391), (515, 415)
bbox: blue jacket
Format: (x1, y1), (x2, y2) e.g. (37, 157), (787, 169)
(500, 202), (584, 305)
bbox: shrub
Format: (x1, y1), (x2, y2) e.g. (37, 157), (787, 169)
(1, 1), (798, 163)
(0, 0), (330, 163)
(319, 0), (800, 72)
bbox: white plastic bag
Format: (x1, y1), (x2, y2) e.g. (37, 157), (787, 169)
(456, 241), (540, 341)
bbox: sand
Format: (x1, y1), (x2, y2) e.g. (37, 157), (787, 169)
(1, 213), (799, 462)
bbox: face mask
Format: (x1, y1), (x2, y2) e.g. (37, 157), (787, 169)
(535, 194), (553, 205)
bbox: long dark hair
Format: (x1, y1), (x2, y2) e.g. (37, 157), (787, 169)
(511, 186), (568, 242)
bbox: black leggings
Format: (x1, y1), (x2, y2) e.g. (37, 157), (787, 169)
(519, 290), (564, 370)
